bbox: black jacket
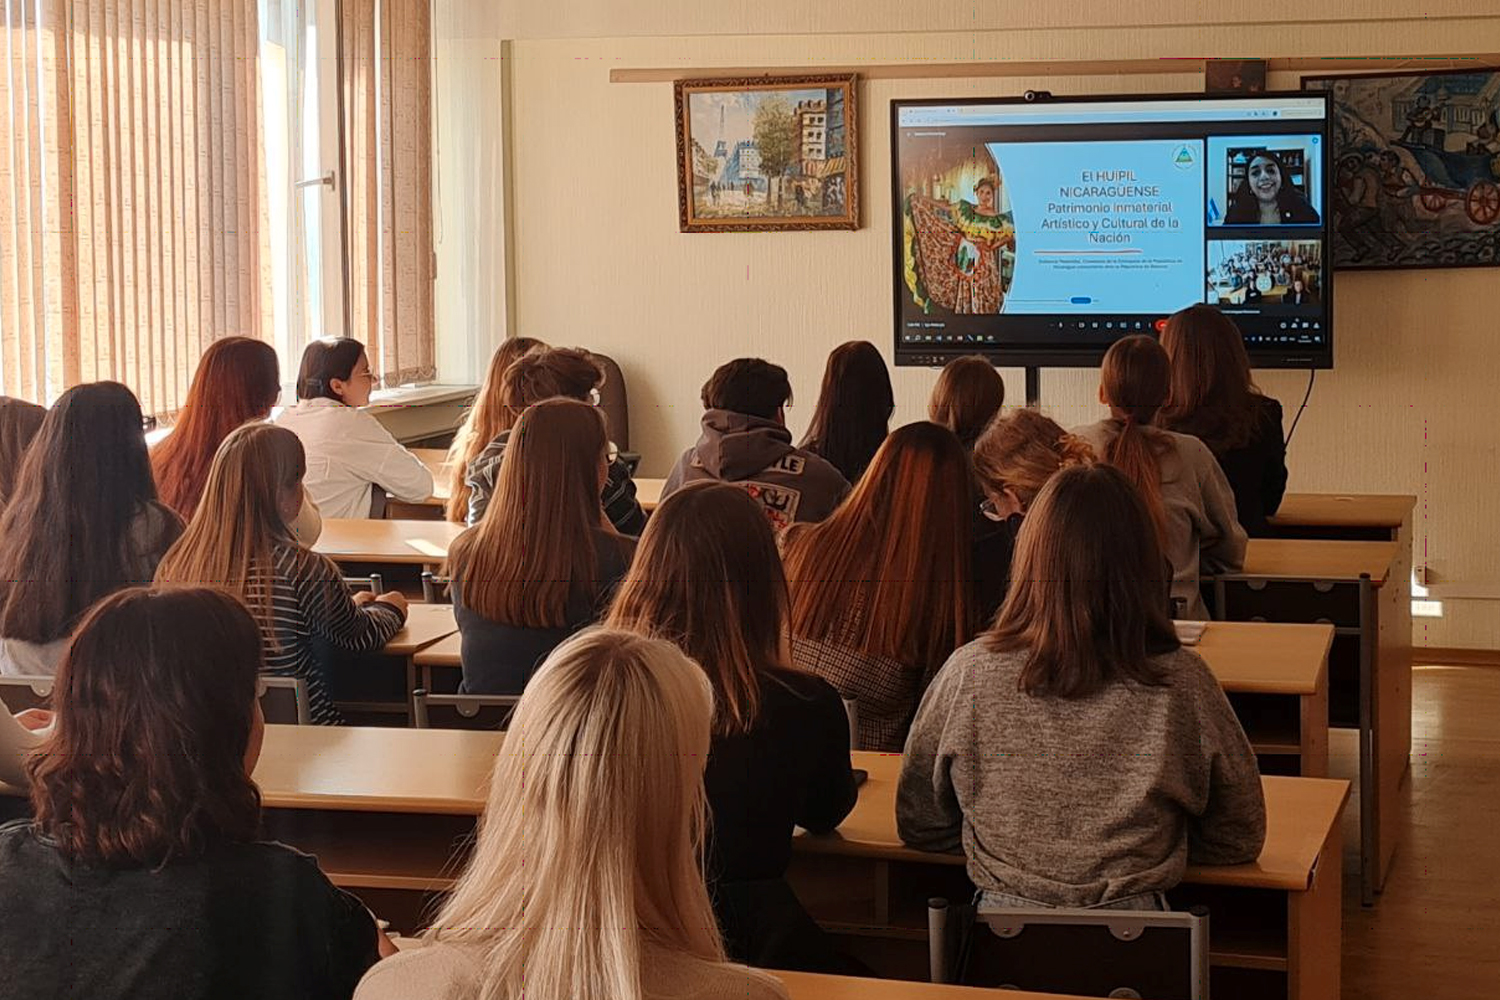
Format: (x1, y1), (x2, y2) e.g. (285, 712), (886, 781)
(1214, 396), (1289, 538)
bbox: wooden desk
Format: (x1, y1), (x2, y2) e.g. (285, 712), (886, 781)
(413, 620), (1330, 769)
(382, 448), (454, 519)
(248, 727), (1345, 1000)
(413, 631), (463, 693)
(1216, 538), (1409, 906)
(383, 603), (458, 657)
(637, 476), (664, 513)
(314, 519), (463, 566)
(788, 753), (1348, 1000)
(1196, 622), (1332, 777)
(1269, 493), (1414, 543)
(331, 603), (459, 723)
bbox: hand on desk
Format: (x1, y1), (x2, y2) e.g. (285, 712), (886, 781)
(374, 591), (408, 615)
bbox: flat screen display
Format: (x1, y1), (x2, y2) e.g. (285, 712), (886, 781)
(892, 92), (1333, 369)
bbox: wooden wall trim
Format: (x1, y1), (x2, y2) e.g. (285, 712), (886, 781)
(1415, 648), (1500, 668)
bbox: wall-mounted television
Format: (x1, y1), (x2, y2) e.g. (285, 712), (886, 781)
(892, 91), (1333, 369)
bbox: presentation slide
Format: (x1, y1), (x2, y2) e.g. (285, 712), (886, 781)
(985, 139), (1205, 315)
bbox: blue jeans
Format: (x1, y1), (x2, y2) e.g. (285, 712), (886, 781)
(977, 889), (1170, 913)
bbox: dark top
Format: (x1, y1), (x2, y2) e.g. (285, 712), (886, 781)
(971, 506), (1019, 629)
(465, 430), (646, 536)
(703, 668), (857, 884)
(0, 820), (379, 1000)
(1212, 396), (1288, 538)
(453, 529), (636, 695)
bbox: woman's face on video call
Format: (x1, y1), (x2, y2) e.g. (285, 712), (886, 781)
(1248, 156), (1282, 201)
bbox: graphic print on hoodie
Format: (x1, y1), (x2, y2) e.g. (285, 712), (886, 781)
(661, 409), (850, 528)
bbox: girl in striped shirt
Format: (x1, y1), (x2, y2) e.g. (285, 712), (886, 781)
(156, 424), (407, 724)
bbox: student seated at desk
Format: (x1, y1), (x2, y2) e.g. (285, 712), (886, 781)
(662, 358), (849, 528)
(151, 337), (322, 541)
(443, 335), (545, 523)
(927, 355), (1005, 451)
(155, 424), (408, 725)
(447, 398), (636, 695)
(1072, 335), (1246, 620)
(606, 482), (858, 973)
(782, 423), (977, 752)
(897, 465), (1266, 912)
(0, 383), (183, 677)
(1157, 305), (1289, 537)
(797, 340), (894, 487)
(0, 395), (45, 508)
(970, 408), (1097, 614)
(460, 347), (645, 534)
(354, 629), (788, 1000)
(274, 338), (434, 520)
(0, 586), (391, 999)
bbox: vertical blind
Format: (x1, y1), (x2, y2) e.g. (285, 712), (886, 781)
(341, 0), (434, 387)
(1, 0), (435, 418)
(1, 0), (269, 420)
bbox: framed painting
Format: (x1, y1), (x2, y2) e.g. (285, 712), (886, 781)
(1303, 68), (1500, 270)
(675, 74), (859, 233)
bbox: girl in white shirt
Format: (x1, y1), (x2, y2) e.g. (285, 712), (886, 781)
(274, 339), (433, 520)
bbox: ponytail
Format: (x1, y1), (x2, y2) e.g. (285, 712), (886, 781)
(1098, 335), (1173, 547)
(1103, 418), (1170, 546)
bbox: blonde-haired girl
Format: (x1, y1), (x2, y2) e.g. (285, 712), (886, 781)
(354, 628), (788, 1000)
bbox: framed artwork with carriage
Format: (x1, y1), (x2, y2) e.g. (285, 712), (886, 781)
(1303, 68), (1500, 270)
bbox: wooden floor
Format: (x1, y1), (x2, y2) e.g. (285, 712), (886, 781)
(1342, 665), (1500, 997)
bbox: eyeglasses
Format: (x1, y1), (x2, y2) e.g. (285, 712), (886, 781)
(588, 387), (601, 406)
(979, 498), (1004, 522)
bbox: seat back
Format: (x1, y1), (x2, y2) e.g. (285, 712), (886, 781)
(258, 676), (311, 725)
(421, 571), (451, 605)
(0, 675), (53, 714)
(411, 689), (519, 731)
(343, 573), (385, 595)
(929, 899), (1209, 1000)
(592, 352), (630, 452)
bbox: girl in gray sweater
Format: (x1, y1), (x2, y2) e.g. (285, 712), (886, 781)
(1073, 334), (1246, 620)
(897, 464), (1265, 911)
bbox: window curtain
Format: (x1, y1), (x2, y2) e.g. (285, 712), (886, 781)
(339, 0), (434, 387)
(0, 0), (269, 420)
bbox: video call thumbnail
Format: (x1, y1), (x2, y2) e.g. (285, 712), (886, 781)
(1207, 240), (1322, 306)
(1206, 135), (1323, 227)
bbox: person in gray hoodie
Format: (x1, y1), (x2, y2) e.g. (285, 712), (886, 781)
(662, 359), (849, 529)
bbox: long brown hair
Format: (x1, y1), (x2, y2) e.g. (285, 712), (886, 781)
(151, 337), (282, 520)
(1098, 335), (1172, 544)
(154, 423), (305, 620)
(1158, 305), (1263, 454)
(973, 408), (1097, 510)
(447, 398), (615, 628)
(444, 336), (547, 522)
(26, 586), (263, 867)
(928, 356), (1004, 448)
(0, 382), (173, 644)
(986, 464), (1178, 698)
(798, 341), (894, 485)
(0, 395), (45, 507)
(606, 482), (789, 736)
(782, 422), (974, 669)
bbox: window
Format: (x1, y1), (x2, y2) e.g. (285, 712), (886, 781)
(259, 0), (346, 388)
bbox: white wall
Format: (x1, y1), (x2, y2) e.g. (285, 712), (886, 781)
(446, 1), (1500, 646)
(432, 3), (511, 382)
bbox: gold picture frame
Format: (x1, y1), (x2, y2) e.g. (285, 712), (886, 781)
(675, 74), (859, 233)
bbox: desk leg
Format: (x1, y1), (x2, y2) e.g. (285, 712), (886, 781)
(1359, 579), (1378, 906)
(1287, 819), (1342, 1000)
(1375, 536), (1413, 894)
(1300, 684), (1329, 779)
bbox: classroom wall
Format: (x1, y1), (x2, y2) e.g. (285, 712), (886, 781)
(474, 2), (1500, 647)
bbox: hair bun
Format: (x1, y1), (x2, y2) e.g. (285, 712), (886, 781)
(1054, 433), (1097, 468)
